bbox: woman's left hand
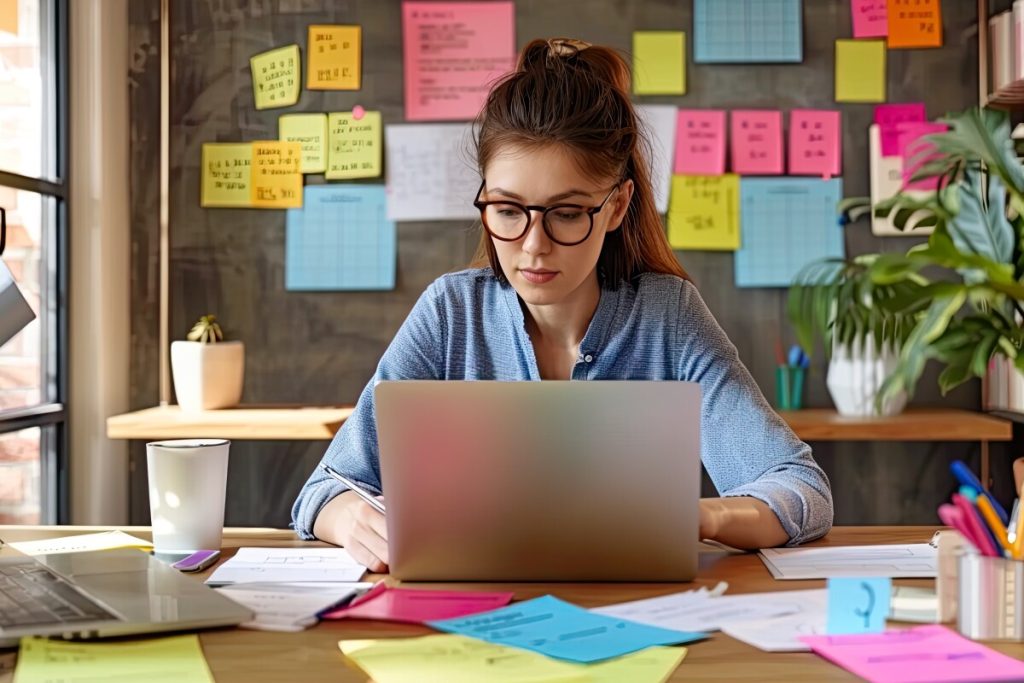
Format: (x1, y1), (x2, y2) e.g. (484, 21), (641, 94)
(698, 499), (721, 542)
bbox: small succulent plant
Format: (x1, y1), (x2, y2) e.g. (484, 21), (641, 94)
(186, 314), (224, 344)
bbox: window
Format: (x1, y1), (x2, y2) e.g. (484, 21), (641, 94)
(0, 0), (67, 524)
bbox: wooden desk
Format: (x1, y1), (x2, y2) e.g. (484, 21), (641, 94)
(2, 526), (1022, 681)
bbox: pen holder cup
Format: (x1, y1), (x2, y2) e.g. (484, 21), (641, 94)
(775, 366), (805, 411)
(957, 553), (1024, 641)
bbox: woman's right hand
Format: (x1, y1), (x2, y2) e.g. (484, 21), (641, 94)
(313, 490), (389, 572)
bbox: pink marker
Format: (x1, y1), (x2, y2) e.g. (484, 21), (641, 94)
(952, 494), (999, 557)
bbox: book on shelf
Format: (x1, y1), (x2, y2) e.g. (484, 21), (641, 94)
(986, 354), (1024, 414)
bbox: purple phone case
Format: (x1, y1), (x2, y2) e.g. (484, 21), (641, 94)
(172, 549), (219, 571)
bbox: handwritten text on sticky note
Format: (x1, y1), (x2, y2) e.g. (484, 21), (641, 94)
(251, 141), (303, 208)
(675, 110), (726, 176)
(789, 110), (841, 178)
(307, 24), (361, 90)
(851, 0), (887, 39)
(250, 44), (300, 110)
(279, 113), (328, 174)
(874, 103), (926, 157)
(730, 111), (783, 175)
(201, 143), (252, 208)
(888, 0), (942, 48)
(668, 174), (740, 251)
(326, 111), (382, 180)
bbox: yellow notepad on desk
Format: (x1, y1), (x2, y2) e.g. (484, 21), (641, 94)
(13, 635), (214, 683)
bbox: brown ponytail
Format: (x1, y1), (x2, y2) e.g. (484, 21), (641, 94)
(470, 38), (688, 286)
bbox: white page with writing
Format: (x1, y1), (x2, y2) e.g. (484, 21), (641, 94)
(205, 547), (366, 585)
(758, 543), (937, 580)
(721, 611), (827, 652)
(216, 582), (372, 632)
(385, 124), (480, 221)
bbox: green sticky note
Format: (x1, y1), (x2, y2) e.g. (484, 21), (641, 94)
(633, 31), (686, 95)
(326, 110), (382, 180)
(14, 635), (215, 683)
(201, 142), (252, 208)
(835, 39), (886, 103)
(280, 113), (328, 174)
(250, 44), (301, 110)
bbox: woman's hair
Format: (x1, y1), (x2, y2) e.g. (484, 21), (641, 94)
(470, 38), (688, 286)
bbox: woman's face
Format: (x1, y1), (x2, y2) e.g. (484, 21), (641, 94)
(481, 144), (633, 307)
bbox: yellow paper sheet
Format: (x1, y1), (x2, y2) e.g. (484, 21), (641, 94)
(0, 0), (18, 35)
(13, 635), (214, 683)
(326, 110), (382, 180)
(339, 635), (686, 683)
(835, 39), (886, 103)
(632, 31), (686, 95)
(9, 530), (152, 556)
(307, 24), (361, 90)
(201, 143), (253, 208)
(250, 44), (300, 110)
(667, 174), (740, 251)
(279, 113), (328, 174)
(251, 141), (303, 208)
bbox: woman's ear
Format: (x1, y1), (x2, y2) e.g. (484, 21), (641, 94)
(606, 179), (634, 233)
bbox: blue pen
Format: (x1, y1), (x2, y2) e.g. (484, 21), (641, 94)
(787, 345), (802, 368)
(950, 460), (1008, 525)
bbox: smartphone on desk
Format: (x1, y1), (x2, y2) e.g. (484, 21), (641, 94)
(170, 549), (221, 572)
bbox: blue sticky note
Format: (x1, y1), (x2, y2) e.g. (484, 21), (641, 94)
(428, 595), (705, 664)
(694, 0), (803, 64)
(286, 184), (396, 291)
(827, 577), (891, 635)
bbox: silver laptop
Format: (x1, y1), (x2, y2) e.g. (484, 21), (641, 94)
(375, 380), (702, 582)
(0, 545), (251, 646)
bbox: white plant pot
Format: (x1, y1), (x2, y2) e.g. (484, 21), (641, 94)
(171, 340), (245, 412)
(826, 337), (907, 417)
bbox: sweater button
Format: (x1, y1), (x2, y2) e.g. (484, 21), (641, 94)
(584, 354), (593, 363)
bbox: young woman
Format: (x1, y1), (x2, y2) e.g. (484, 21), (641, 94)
(292, 38), (833, 572)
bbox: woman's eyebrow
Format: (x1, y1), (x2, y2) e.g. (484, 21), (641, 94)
(488, 187), (595, 202)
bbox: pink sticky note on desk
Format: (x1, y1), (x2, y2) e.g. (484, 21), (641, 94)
(674, 110), (726, 175)
(875, 103), (927, 157)
(402, 1), (516, 121)
(852, 0), (888, 38)
(321, 585), (515, 624)
(801, 625), (1024, 683)
(788, 109), (841, 178)
(897, 121), (947, 191)
(730, 110), (783, 175)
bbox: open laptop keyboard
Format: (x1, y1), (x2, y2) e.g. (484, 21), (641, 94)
(0, 560), (116, 628)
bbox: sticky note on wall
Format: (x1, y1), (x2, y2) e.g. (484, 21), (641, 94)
(898, 121), (947, 191)
(730, 110), (783, 175)
(327, 111), (382, 180)
(307, 24), (361, 90)
(668, 174), (740, 251)
(201, 143), (253, 208)
(632, 31), (686, 95)
(674, 110), (726, 176)
(887, 0), (942, 48)
(250, 44), (300, 110)
(280, 113), (328, 174)
(874, 103), (926, 157)
(251, 141), (303, 208)
(788, 110), (841, 178)
(0, 0), (17, 35)
(835, 40), (886, 103)
(851, 0), (887, 39)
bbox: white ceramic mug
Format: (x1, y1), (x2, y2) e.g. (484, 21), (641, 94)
(146, 439), (230, 553)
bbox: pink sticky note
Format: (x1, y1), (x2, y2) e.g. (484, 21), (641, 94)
(788, 110), (841, 178)
(402, 1), (516, 121)
(851, 0), (888, 39)
(897, 121), (947, 191)
(674, 110), (727, 175)
(730, 110), (783, 175)
(321, 585), (515, 624)
(801, 625), (1024, 683)
(875, 103), (927, 157)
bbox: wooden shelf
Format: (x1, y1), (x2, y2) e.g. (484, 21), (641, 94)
(106, 405), (353, 441)
(986, 78), (1024, 109)
(780, 408), (1012, 442)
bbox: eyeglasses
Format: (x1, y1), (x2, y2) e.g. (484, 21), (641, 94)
(472, 180), (620, 247)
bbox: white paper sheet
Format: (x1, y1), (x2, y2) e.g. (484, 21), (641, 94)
(635, 104), (677, 215)
(205, 547), (367, 585)
(384, 123), (480, 221)
(758, 544), (937, 580)
(216, 582), (373, 632)
(8, 530), (153, 556)
(721, 611), (827, 652)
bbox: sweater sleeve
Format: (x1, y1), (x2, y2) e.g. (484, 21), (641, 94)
(675, 280), (833, 545)
(290, 281), (447, 540)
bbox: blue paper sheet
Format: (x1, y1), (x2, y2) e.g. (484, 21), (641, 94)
(826, 577), (891, 635)
(286, 184), (396, 291)
(428, 595), (704, 664)
(734, 177), (844, 288)
(694, 0), (803, 64)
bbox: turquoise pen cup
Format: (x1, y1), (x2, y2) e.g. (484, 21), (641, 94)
(775, 366), (806, 410)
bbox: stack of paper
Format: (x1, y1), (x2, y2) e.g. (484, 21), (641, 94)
(205, 547), (367, 586)
(758, 544), (937, 580)
(216, 582), (371, 632)
(8, 530), (153, 555)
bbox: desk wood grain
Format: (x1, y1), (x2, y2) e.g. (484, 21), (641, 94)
(1, 526), (1021, 682)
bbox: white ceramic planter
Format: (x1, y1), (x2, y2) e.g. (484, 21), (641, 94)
(171, 340), (245, 412)
(826, 336), (907, 417)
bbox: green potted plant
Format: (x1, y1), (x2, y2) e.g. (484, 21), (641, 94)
(171, 314), (245, 412)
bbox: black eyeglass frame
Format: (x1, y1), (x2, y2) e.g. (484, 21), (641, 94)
(472, 180), (621, 247)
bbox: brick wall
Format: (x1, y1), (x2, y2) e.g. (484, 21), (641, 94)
(0, 429), (40, 524)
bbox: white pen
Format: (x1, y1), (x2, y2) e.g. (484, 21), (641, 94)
(321, 464), (386, 514)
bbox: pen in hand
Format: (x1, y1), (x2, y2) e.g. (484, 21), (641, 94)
(321, 464), (386, 515)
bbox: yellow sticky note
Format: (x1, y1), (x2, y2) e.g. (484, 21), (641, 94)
(307, 24), (361, 90)
(279, 113), (328, 174)
(0, 0), (18, 35)
(668, 174), (740, 251)
(251, 141), (303, 208)
(835, 39), (886, 103)
(14, 635), (215, 683)
(633, 31), (686, 95)
(250, 44), (300, 110)
(326, 111), (382, 180)
(579, 646), (687, 683)
(201, 143), (253, 208)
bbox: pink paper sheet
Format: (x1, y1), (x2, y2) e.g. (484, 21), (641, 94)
(674, 109), (726, 175)
(852, 0), (888, 38)
(897, 121), (947, 191)
(874, 103), (927, 157)
(788, 109), (841, 178)
(730, 110), (783, 175)
(321, 585), (515, 624)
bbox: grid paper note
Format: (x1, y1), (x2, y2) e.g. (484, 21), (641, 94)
(286, 185), (395, 291)
(694, 0), (803, 63)
(734, 178), (844, 288)
(385, 123), (480, 221)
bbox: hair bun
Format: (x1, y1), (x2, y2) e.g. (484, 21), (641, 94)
(517, 38), (591, 72)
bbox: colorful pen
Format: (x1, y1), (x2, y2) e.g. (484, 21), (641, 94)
(937, 504), (980, 552)
(1015, 499), (1024, 560)
(952, 493), (999, 557)
(976, 495), (1012, 557)
(950, 460), (1008, 524)
(1008, 499), (1020, 546)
